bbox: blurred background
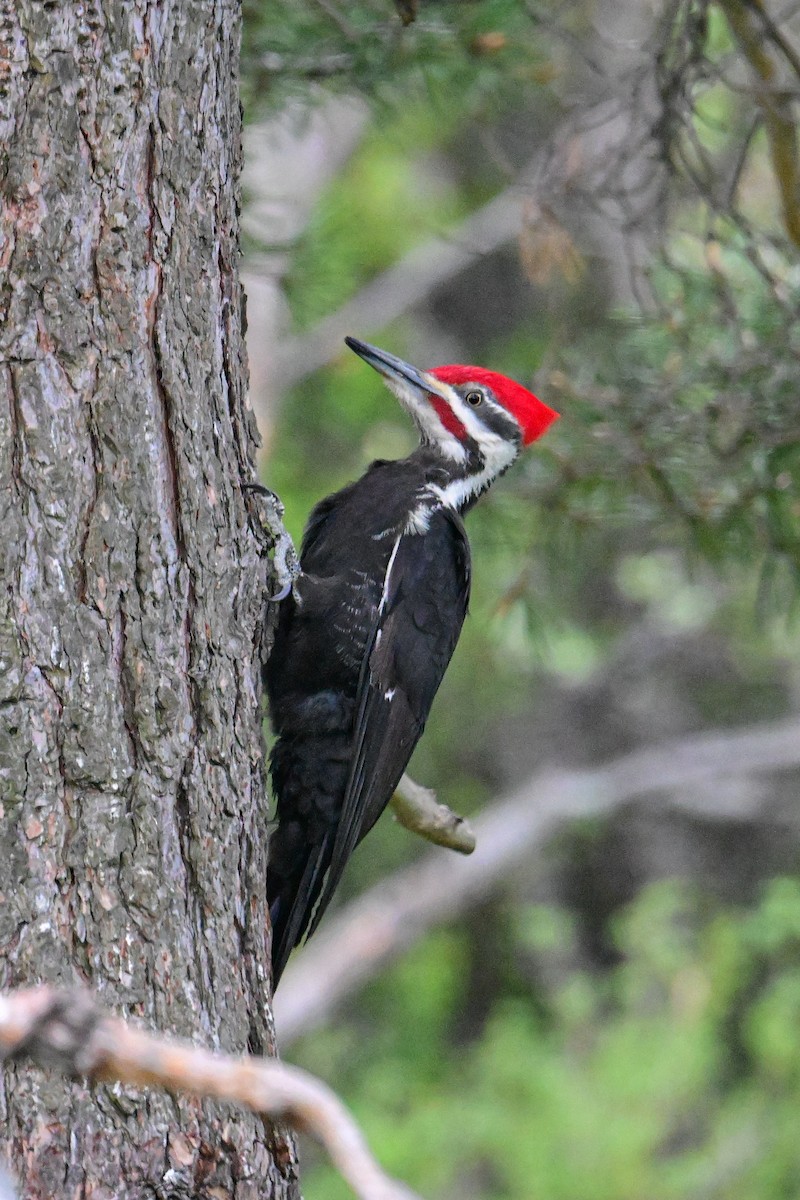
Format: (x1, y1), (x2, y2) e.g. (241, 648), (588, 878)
(242, 3), (800, 1196)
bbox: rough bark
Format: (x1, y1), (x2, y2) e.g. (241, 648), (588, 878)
(0, 2), (296, 1197)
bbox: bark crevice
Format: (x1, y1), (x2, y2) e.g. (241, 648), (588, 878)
(0, 1), (294, 1195)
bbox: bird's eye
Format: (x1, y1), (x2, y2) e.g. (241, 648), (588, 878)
(465, 390), (483, 406)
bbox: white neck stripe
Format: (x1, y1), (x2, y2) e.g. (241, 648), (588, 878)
(384, 377), (467, 463)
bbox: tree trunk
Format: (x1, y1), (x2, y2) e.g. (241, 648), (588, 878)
(0, 3), (297, 1196)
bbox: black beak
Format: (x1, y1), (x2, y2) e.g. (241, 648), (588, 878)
(344, 336), (436, 398)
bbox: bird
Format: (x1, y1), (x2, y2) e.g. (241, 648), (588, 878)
(265, 336), (559, 985)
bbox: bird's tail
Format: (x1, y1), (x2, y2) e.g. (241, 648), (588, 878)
(267, 829), (333, 987)
(267, 726), (354, 987)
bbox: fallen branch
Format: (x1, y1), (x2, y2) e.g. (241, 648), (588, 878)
(390, 773), (476, 854)
(0, 987), (419, 1200)
(274, 716), (800, 1045)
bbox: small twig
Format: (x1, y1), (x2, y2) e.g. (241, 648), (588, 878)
(258, 50), (355, 79)
(390, 774), (476, 854)
(0, 987), (420, 1200)
(743, 0), (800, 81)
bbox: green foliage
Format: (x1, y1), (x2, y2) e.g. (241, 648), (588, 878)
(296, 881), (800, 1199)
(243, 0), (547, 119)
(528, 236), (800, 588)
(283, 111), (471, 331)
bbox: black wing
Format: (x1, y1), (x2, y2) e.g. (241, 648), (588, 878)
(307, 507), (471, 936)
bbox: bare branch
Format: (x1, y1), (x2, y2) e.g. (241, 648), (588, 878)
(0, 987), (419, 1200)
(274, 717), (800, 1046)
(390, 773), (476, 854)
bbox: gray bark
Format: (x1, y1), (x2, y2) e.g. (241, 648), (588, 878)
(0, 2), (297, 1197)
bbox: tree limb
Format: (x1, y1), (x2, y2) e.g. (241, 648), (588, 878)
(390, 773), (476, 854)
(0, 987), (419, 1200)
(274, 716), (800, 1045)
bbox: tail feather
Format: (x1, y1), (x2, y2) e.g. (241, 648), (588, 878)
(268, 831), (333, 987)
(267, 727), (353, 987)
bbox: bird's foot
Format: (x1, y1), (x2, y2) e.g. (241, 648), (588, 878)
(243, 481), (302, 602)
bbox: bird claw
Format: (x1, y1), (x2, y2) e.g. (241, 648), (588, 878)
(268, 579), (293, 603)
(243, 479), (302, 601)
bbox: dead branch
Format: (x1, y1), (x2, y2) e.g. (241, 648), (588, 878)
(274, 716), (800, 1045)
(390, 773), (476, 854)
(0, 987), (419, 1200)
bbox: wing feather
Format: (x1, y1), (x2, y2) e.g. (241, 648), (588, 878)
(308, 508), (470, 935)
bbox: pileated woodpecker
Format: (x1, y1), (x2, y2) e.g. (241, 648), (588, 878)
(266, 337), (558, 984)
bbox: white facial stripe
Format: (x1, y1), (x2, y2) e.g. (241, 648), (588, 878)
(384, 376), (467, 463)
(443, 387), (520, 492)
(446, 388), (519, 447)
(428, 437), (518, 510)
